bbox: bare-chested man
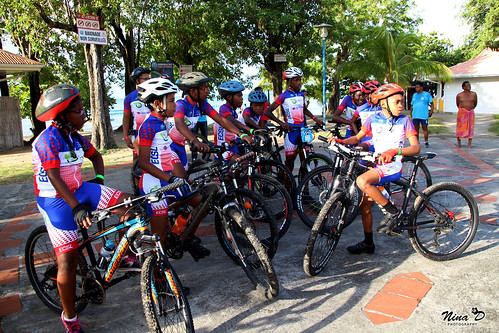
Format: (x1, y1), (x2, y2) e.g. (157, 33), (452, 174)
(456, 81), (478, 148)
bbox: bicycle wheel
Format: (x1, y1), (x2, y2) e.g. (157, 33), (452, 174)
(387, 159), (432, 208)
(141, 253), (194, 332)
(215, 188), (278, 261)
(223, 206), (279, 299)
(25, 225), (88, 313)
(239, 174), (293, 239)
(304, 192), (348, 277)
(256, 159), (297, 206)
(131, 158), (142, 196)
(408, 182), (479, 261)
(298, 153), (333, 182)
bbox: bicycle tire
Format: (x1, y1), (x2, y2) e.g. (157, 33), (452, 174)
(25, 225), (88, 313)
(408, 182), (479, 261)
(304, 192), (348, 277)
(239, 174), (293, 239)
(141, 253), (194, 332)
(224, 206), (279, 299)
(386, 159), (432, 208)
(215, 188), (278, 261)
(130, 158), (142, 196)
(256, 159), (297, 207)
(298, 153), (333, 182)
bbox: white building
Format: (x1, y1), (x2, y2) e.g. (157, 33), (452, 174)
(433, 48), (499, 114)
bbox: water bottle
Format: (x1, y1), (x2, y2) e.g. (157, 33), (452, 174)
(172, 209), (190, 235)
(96, 240), (115, 271)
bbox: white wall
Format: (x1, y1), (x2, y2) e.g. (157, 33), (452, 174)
(442, 76), (499, 114)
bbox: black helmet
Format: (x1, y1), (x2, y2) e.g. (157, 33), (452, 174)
(130, 67), (151, 80)
(35, 84), (80, 122)
(175, 72), (212, 92)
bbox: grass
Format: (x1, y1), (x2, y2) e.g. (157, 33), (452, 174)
(428, 116), (448, 135)
(490, 114), (499, 136)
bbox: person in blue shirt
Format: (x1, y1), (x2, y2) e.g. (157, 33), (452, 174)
(410, 82), (434, 148)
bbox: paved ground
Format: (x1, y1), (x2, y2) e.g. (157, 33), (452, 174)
(0, 112), (498, 332)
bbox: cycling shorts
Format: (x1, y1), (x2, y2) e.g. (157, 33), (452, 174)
(412, 118), (429, 126)
(373, 161), (403, 186)
(139, 173), (193, 216)
(37, 182), (123, 255)
(169, 142), (187, 170)
(284, 128), (302, 156)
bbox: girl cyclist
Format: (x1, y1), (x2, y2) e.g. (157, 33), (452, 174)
(243, 90), (269, 130)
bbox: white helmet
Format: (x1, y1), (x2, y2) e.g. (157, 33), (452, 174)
(137, 77), (178, 104)
(283, 67), (303, 79)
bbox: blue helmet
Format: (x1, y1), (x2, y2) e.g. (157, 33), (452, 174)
(248, 90), (267, 103)
(218, 80), (245, 98)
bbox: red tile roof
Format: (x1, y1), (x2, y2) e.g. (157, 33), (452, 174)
(450, 48), (499, 77)
(0, 49), (44, 76)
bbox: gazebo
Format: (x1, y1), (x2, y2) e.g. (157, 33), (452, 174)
(0, 49), (44, 150)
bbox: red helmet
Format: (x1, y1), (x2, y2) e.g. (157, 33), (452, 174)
(370, 83), (405, 104)
(362, 80), (381, 94)
(349, 83), (363, 93)
(35, 84), (80, 121)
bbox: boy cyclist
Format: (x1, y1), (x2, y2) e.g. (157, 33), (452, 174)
(214, 80), (254, 162)
(331, 83), (365, 138)
(243, 90), (269, 130)
(330, 83), (419, 254)
(32, 84), (132, 332)
(264, 67), (324, 171)
(168, 72), (252, 178)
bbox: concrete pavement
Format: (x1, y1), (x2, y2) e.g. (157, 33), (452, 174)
(0, 113), (498, 332)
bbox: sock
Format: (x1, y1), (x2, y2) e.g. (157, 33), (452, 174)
(364, 232), (373, 245)
(383, 201), (398, 215)
(63, 314), (77, 322)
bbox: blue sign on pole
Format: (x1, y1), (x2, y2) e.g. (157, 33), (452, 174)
(151, 62), (174, 81)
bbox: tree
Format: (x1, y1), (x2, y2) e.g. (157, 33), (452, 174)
(416, 32), (466, 67)
(461, 0), (499, 56)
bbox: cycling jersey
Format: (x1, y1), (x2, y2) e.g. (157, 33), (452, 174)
(32, 124), (96, 198)
(242, 107), (268, 126)
(214, 103), (243, 146)
(167, 96), (218, 145)
(354, 102), (382, 140)
(338, 95), (359, 121)
(124, 90), (150, 133)
(274, 89), (306, 126)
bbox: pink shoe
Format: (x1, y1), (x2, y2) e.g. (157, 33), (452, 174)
(120, 253), (140, 268)
(61, 312), (86, 333)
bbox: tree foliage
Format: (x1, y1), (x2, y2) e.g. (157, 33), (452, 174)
(461, 0), (499, 55)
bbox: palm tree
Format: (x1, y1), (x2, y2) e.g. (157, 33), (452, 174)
(339, 27), (452, 87)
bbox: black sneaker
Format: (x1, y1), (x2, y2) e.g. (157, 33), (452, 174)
(184, 237), (211, 261)
(346, 240), (375, 254)
(377, 211), (400, 234)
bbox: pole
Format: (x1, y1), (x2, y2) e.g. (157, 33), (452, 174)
(322, 37), (327, 124)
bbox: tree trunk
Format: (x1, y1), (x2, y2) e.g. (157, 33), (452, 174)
(264, 52), (284, 120)
(83, 43), (117, 149)
(28, 71), (45, 141)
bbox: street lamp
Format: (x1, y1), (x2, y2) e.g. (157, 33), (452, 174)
(314, 23), (332, 124)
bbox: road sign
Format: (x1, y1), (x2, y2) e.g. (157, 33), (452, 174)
(75, 13), (100, 30)
(274, 54), (287, 62)
(77, 28), (108, 45)
(151, 62), (174, 81)
(180, 65), (193, 77)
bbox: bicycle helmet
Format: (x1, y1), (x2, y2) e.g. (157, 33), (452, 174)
(362, 80), (381, 94)
(370, 83), (405, 105)
(349, 83), (363, 94)
(137, 77), (178, 104)
(283, 67), (303, 79)
(35, 84), (81, 122)
(218, 80), (245, 98)
(175, 72), (212, 92)
(248, 90), (268, 103)
(130, 67), (151, 80)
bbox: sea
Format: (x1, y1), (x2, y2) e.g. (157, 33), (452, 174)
(22, 94), (323, 137)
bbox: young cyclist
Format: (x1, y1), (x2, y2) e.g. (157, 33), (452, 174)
(168, 72), (253, 178)
(136, 77), (210, 261)
(122, 67), (151, 158)
(264, 67), (325, 171)
(331, 83), (365, 138)
(214, 80), (254, 162)
(32, 84), (132, 333)
(330, 83), (419, 254)
(243, 90), (269, 130)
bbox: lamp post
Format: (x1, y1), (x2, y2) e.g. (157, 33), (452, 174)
(314, 23), (332, 124)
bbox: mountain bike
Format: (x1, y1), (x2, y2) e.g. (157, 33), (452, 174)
(303, 142), (479, 276)
(25, 181), (194, 332)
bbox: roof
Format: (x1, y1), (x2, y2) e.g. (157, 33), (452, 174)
(0, 49), (44, 77)
(449, 48), (499, 78)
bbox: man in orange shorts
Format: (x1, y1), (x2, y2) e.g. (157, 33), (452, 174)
(456, 81), (478, 148)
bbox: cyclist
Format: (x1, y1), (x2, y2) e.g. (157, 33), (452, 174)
(32, 84), (132, 333)
(123, 67), (151, 159)
(243, 90), (269, 130)
(167, 72), (253, 178)
(331, 83), (365, 138)
(330, 83), (419, 254)
(264, 66), (325, 171)
(214, 80), (254, 162)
